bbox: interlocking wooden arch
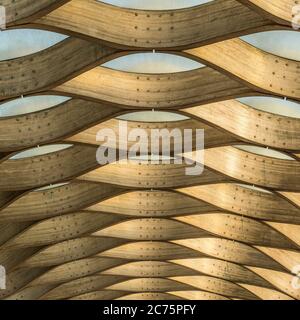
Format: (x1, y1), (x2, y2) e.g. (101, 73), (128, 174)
(0, 0), (300, 300)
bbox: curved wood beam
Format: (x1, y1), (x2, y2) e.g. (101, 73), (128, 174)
(78, 161), (228, 189)
(116, 292), (183, 300)
(184, 146), (300, 190)
(0, 187), (214, 222)
(0, 212), (126, 250)
(237, 0), (296, 26)
(28, 0), (285, 49)
(0, 144), (100, 191)
(173, 238), (285, 271)
(246, 266), (300, 299)
(87, 189), (216, 218)
(239, 284), (294, 300)
(69, 290), (130, 300)
(109, 276), (257, 300)
(183, 38), (300, 101)
(169, 290), (229, 300)
(1, 143), (300, 191)
(1, 237), (295, 299)
(17, 237), (128, 269)
(266, 222), (300, 246)
(39, 275), (128, 300)
(0, 181), (123, 222)
(0, 191), (21, 209)
(65, 118), (237, 152)
(257, 247), (300, 273)
(0, 246), (39, 272)
(93, 218), (209, 242)
(0, 99), (121, 152)
(0, 37), (119, 99)
(3, 145), (298, 191)
(181, 99), (300, 151)
(2, 0), (70, 25)
(8, 237), (287, 273)
(3, 182), (298, 225)
(171, 258), (272, 289)
(70, 291), (183, 301)
(5, 257), (279, 299)
(0, 268), (48, 299)
(1, 0), (300, 301)
(176, 213), (298, 249)
(79, 146), (300, 190)
(28, 257), (127, 288)
(4, 284), (56, 300)
(53, 66), (255, 109)
(171, 276), (260, 300)
(38, 277), (191, 300)
(2, 40), (298, 106)
(176, 183), (300, 224)
(2, 98), (300, 156)
(1, 260), (195, 298)
(0, 221), (30, 246)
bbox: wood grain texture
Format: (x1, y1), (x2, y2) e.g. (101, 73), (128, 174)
(0, 99), (121, 152)
(184, 38), (300, 101)
(182, 99), (300, 151)
(31, 0), (279, 49)
(0, 38), (118, 100)
(1, 0), (300, 300)
(1, 0), (69, 25)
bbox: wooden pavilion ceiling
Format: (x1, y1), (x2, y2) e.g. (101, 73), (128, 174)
(0, 0), (300, 300)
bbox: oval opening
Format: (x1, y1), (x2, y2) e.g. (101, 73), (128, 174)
(0, 29), (67, 61)
(0, 96), (70, 118)
(10, 144), (73, 160)
(235, 183), (272, 194)
(126, 155), (176, 162)
(118, 111), (189, 122)
(237, 97), (300, 118)
(35, 182), (70, 192)
(234, 145), (294, 160)
(102, 53), (204, 73)
(241, 31), (300, 61)
(98, 0), (213, 10)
